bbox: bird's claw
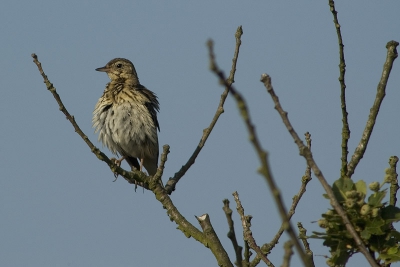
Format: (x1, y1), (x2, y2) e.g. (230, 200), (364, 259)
(111, 156), (125, 181)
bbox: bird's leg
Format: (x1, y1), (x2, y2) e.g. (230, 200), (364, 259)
(110, 156), (126, 181)
(131, 158), (145, 191)
(140, 158), (144, 172)
(139, 158), (145, 192)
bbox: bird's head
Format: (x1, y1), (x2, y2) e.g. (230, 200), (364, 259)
(96, 58), (139, 83)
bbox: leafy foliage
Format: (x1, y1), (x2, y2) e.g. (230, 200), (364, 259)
(312, 178), (400, 266)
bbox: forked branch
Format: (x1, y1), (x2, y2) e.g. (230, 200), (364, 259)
(208, 41), (312, 267)
(261, 74), (379, 267)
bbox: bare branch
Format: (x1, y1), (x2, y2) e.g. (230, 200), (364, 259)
(233, 192), (274, 267)
(261, 74), (379, 267)
(165, 26), (243, 194)
(265, 133), (313, 253)
(388, 156), (399, 206)
(347, 41), (399, 177)
(223, 199), (243, 267)
(297, 222), (314, 264)
(244, 241), (251, 267)
(281, 241), (294, 267)
(196, 214), (234, 267)
(208, 41), (312, 267)
(151, 145), (170, 186)
(328, 0), (350, 178)
(251, 133), (313, 266)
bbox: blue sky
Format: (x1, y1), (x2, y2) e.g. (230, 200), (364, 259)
(1, 1), (400, 266)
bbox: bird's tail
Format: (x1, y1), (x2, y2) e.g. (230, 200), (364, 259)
(125, 156), (140, 171)
(126, 156), (158, 176)
(143, 157), (158, 176)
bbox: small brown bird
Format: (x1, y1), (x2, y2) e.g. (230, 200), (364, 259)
(92, 58), (160, 176)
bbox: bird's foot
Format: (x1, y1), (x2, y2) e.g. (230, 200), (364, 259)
(111, 156), (126, 181)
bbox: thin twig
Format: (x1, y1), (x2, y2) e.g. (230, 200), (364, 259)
(208, 41), (311, 267)
(281, 241), (294, 267)
(165, 26), (243, 194)
(233, 192), (274, 267)
(347, 41), (399, 178)
(266, 133), (313, 252)
(243, 241), (251, 267)
(223, 199), (243, 267)
(251, 133), (313, 266)
(329, 0), (350, 178)
(297, 222), (314, 264)
(150, 145), (169, 187)
(304, 132), (312, 179)
(388, 156), (399, 206)
(261, 74), (379, 267)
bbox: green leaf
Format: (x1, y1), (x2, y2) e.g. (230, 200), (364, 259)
(367, 230), (387, 252)
(365, 217), (385, 235)
(379, 245), (400, 264)
(308, 234), (327, 239)
(355, 180), (367, 196)
(368, 189), (387, 207)
(332, 178), (354, 202)
(323, 237), (340, 248)
(329, 240), (353, 266)
(387, 246), (399, 254)
(360, 229), (371, 240)
(381, 206), (400, 223)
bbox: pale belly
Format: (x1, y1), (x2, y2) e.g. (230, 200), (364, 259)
(93, 102), (158, 159)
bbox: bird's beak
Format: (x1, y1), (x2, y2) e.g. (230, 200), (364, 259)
(95, 66), (109, 72)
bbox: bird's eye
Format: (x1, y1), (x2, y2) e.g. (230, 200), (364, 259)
(116, 63), (122, 68)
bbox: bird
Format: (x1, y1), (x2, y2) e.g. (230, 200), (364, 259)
(92, 58), (160, 178)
